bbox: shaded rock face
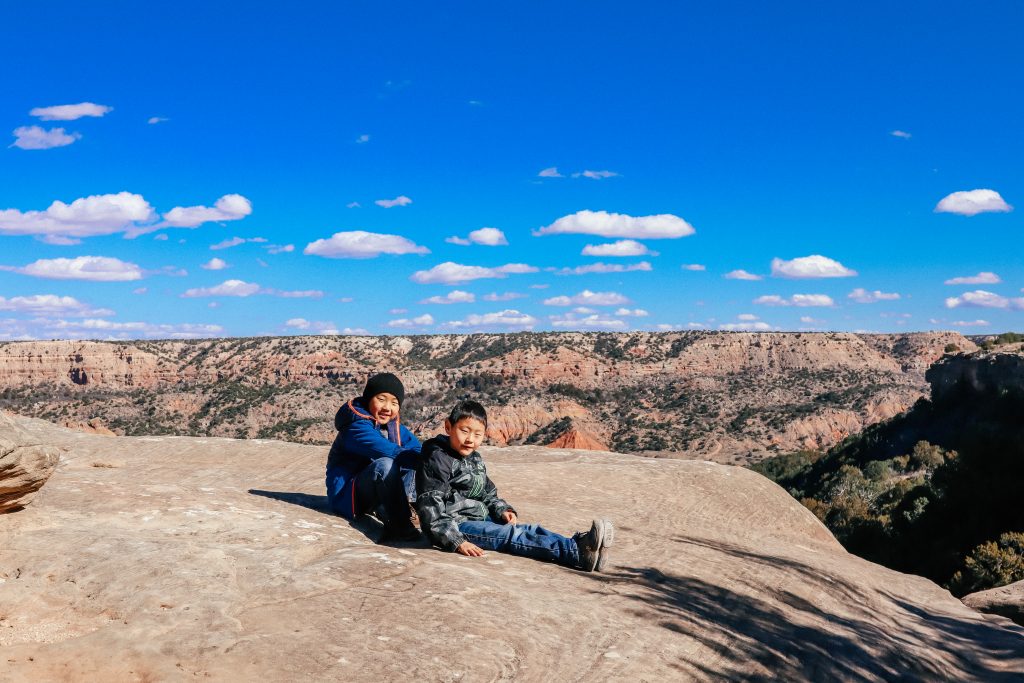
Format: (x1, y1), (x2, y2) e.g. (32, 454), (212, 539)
(0, 332), (975, 463)
(928, 351), (1024, 402)
(964, 580), (1024, 627)
(0, 412), (61, 512)
(1, 414), (1021, 681)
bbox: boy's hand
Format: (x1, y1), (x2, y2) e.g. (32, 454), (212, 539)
(501, 510), (518, 525)
(456, 541), (485, 557)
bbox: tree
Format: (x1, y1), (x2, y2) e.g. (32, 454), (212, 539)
(950, 532), (1024, 595)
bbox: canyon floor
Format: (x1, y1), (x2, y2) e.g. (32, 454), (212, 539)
(2, 416), (1023, 682)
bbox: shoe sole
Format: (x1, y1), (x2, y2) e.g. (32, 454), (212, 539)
(583, 519), (605, 572)
(595, 519), (614, 572)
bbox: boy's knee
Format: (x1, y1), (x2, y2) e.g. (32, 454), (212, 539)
(370, 457), (394, 479)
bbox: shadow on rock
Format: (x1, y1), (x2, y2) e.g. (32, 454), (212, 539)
(587, 539), (1024, 682)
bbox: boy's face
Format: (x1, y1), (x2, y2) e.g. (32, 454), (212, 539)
(368, 392), (400, 424)
(444, 416), (486, 457)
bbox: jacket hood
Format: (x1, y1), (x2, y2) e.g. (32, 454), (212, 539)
(335, 397), (374, 432)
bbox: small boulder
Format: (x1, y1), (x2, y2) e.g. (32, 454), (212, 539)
(1, 412), (61, 512)
(962, 579), (1024, 626)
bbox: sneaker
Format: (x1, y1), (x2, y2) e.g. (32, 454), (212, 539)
(595, 519), (614, 572)
(575, 519), (608, 572)
(381, 522), (422, 542)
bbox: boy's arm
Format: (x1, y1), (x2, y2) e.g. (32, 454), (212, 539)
(399, 425), (421, 452)
(480, 474), (515, 520)
(342, 418), (406, 461)
(415, 451), (465, 551)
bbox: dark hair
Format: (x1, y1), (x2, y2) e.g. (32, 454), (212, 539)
(447, 399), (487, 427)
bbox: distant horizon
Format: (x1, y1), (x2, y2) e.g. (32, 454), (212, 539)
(2, 3), (1021, 340)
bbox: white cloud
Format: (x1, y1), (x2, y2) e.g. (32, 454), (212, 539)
(799, 316), (823, 324)
(935, 189), (1012, 216)
(614, 308), (649, 317)
(265, 244), (294, 254)
(848, 288), (901, 303)
(444, 309), (539, 331)
(285, 318), (339, 333)
(44, 318), (223, 340)
(945, 290), (1024, 310)
(202, 257), (229, 271)
(271, 288), (324, 299)
(581, 239), (655, 257)
(2, 256), (143, 281)
(148, 117), (169, 125)
(890, 130), (912, 139)
(39, 234), (81, 246)
(389, 308), (408, 315)
(681, 264), (706, 271)
(737, 313), (759, 321)
(446, 227), (508, 247)
(538, 167), (563, 178)
(654, 322), (707, 331)
(483, 292), (526, 302)
(0, 192), (156, 239)
(551, 261), (652, 276)
(210, 236), (267, 250)
(11, 126), (80, 150)
(771, 255), (857, 279)
(951, 320), (990, 327)
(158, 194), (253, 230)
(421, 290), (475, 304)
(30, 102), (112, 120)
(285, 318), (310, 329)
(153, 234), (168, 241)
(529, 284), (549, 289)
(304, 230), (429, 259)
(182, 279), (262, 298)
(356, 134), (370, 144)
(375, 195), (412, 208)
(346, 202), (361, 209)
(410, 261), (537, 285)
(386, 313), (434, 328)
(535, 210), (695, 239)
(550, 312), (628, 330)
(572, 170), (619, 179)
(719, 321), (774, 331)
(543, 289), (630, 307)
(944, 272), (1001, 285)
(339, 327), (370, 335)
(753, 294), (834, 307)
(724, 269), (763, 281)
(133, 287), (147, 295)
(0, 294), (113, 317)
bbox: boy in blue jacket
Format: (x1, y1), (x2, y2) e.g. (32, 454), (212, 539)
(325, 373), (421, 540)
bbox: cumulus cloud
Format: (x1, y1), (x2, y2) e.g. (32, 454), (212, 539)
(771, 255), (857, 279)
(346, 202), (361, 209)
(550, 261), (652, 276)
(443, 309), (539, 331)
(210, 236), (267, 250)
(737, 313), (759, 321)
(269, 288), (324, 299)
(550, 312), (628, 330)
(935, 189), (1012, 216)
(753, 294), (834, 307)
(2, 255), (143, 281)
(202, 258), (229, 271)
(543, 290), (630, 307)
(483, 292), (526, 302)
(614, 308), (649, 317)
(30, 102), (112, 120)
(581, 240), (655, 257)
(446, 227), (508, 247)
(719, 321), (774, 331)
(945, 290), (1024, 310)
(944, 272), (1001, 285)
(386, 313), (434, 328)
(158, 194), (253, 230)
(572, 170), (619, 179)
(535, 210), (695, 239)
(39, 235), (81, 246)
(375, 195), (412, 208)
(681, 264), (706, 271)
(43, 318), (223, 340)
(148, 117), (169, 125)
(11, 125), (81, 150)
(181, 279), (262, 298)
(890, 130), (912, 139)
(420, 290), (475, 305)
(410, 261), (537, 285)
(304, 231), (429, 259)
(0, 294), (113, 317)
(724, 269), (762, 281)
(264, 244), (294, 254)
(0, 192), (156, 239)
(285, 318), (340, 334)
(538, 167), (563, 178)
(951, 320), (990, 327)
(848, 288), (900, 303)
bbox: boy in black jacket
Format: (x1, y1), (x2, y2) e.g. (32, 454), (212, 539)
(416, 400), (613, 571)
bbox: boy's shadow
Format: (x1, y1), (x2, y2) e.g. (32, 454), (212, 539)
(247, 489), (430, 548)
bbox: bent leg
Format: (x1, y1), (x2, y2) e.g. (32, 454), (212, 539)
(353, 458), (411, 529)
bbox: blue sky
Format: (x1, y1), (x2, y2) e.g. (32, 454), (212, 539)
(1, 2), (1021, 339)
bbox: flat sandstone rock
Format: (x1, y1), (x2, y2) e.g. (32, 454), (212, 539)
(964, 580), (1024, 627)
(1, 415), (1022, 681)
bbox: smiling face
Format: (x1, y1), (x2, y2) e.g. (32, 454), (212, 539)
(367, 392), (400, 425)
(445, 416), (487, 457)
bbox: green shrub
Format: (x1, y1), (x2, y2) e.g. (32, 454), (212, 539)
(950, 532), (1024, 595)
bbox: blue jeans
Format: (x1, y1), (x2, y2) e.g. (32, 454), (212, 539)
(459, 520), (580, 568)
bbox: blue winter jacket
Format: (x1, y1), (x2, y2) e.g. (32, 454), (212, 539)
(324, 397), (421, 518)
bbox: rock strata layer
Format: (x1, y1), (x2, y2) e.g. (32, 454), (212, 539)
(0, 415), (1020, 681)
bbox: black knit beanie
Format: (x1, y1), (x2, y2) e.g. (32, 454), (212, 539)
(362, 372), (405, 406)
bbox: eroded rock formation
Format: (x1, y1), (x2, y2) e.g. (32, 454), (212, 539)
(0, 412), (61, 512)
